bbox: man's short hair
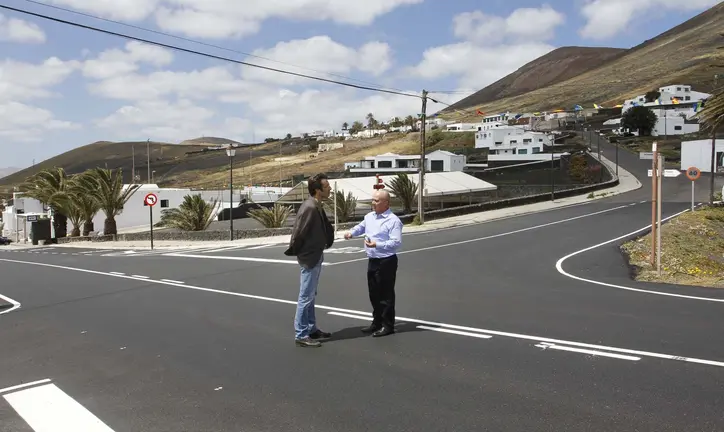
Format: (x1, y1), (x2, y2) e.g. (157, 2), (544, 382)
(308, 173), (328, 196)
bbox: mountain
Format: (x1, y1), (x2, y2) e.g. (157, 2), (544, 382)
(444, 47), (627, 112)
(0, 167), (21, 180)
(441, 2), (724, 120)
(178, 137), (244, 146)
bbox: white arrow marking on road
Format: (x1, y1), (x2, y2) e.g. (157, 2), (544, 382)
(3, 383), (115, 431)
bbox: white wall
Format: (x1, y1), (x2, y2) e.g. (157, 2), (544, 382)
(475, 127), (552, 152)
(652, 116), (700, 136)
(680, 139), (724, 172)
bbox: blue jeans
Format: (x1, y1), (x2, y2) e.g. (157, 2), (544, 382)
(294, 254), (323, 339)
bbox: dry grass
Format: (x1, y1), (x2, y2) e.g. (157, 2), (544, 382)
(620, 206), (724, 288)
(174, 134), (421, 188)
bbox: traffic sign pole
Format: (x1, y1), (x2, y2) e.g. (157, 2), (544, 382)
(650, 142), (657, 267)
(657, 154), (662, 276)
(686, 166), (701, 212)
(144, 193), (158, 250)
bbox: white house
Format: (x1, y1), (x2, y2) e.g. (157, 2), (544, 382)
(475, 126), (553, 156)
(652, 114), (700, 136)
(622, 84), (710, 114)
(445, 122), (479, 132)
(1, 192), (47, 239)
(353, 128), (388, 139)
(344, 150), (466, 174)
(680, 139), (724, 173)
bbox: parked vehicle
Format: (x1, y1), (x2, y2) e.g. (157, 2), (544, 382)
(0, 236), (12, 245)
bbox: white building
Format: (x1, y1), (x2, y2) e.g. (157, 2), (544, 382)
(622, 84), (710, 114)
(352, 128), (388, 139)
(344, 150), (466, 174)
(1, 192), (47, 239)
(475, 126), (553, 156)
(652, 114), (700, 136)
(680, 139), (724, 173)
(444, 122), (479, 132)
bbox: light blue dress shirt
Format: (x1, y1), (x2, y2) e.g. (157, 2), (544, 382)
(349, 209), (403, 258)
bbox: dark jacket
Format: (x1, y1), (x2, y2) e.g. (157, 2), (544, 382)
(284, 196), (334, 268)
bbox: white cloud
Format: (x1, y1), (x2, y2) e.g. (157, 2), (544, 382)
(0, 101), (79, 142)
(409, 6), (564, 91)
(82, 41), (173, 79)
(0, 13), (46, 43)
(579, 0), (720, 40)
(241, 36), (393, 85)
(96, 99), (216, 142)
(453, 5), (565, 44)
(0, 57), (79, 102)
(45, 0), (422, 39)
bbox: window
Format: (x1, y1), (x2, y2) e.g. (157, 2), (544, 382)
(510, 140), (517, 144)
(378, 161), (392, 168)
(685, 96), (690, 101)
(161, 200), (169, 208)
(538, 138), (543, 142)
(523, 138), (532, 143)
(430, 160), (444, 172)
(532, 147), (541, 153)
(518, 149), (528, 154)
(674, 126), (682, 131)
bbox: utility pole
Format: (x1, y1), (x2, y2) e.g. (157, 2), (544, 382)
(146, 139), (151, 185)
(417, 89), (428, 224)
(710, 120), (720, 204)
(132, 145), (136, 183)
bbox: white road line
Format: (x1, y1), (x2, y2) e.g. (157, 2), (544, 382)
(535, 343), (641, 361)
(247, 244), (274, 250)
(109, 272), (125, 276)
(417, 325), (493, 339)
(328, 204), (635, 266)
(163, 253), (299, 264)
(2, 257), (724, 369)
(0, 379), (51, 394)
(0, 291), (21, 315)
(555, 208), (724, 303)
(160, 279), (185, 284)
(328, 311), (372, 320)
(131, 275), (149, 279)
(4, 383), (115, 431)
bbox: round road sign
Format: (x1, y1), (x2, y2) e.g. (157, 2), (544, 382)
(144, 193), (158, 206)
(686, 166), (701, 181)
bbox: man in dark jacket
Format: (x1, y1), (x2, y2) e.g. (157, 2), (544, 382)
(285, 173), (335, 347)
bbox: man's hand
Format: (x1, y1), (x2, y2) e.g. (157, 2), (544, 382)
(344, 232), (352, 240)
(364, 238), (377, 248)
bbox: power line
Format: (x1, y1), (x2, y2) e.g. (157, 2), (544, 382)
(0, 3), (421, 99)
(20, 0), (409, 95)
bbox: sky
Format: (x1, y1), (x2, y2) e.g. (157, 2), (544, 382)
(0, 0), (720, 168)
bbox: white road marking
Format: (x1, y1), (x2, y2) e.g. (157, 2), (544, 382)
(131, 275), (149, 279)
(555, 208), (724, 303)
(327, 311), (371, 320)
(3, 383), (115, 431)
(0, 379), (51, 394)
(2, 257), (724, 369)
(109, 272), (125, 276)
(0, 291), (21, 315)
(535, 342), (641, 361)
(327, 204), (635, 266)
(247, 244), (274, 250)
(163, 253), (299, 264)
(417, 325), (493, 339)
(160, 279), (185, 284)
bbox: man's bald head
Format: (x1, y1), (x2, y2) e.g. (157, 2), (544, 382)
(372, 189), (391, 213)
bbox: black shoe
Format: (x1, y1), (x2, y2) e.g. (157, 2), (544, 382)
(310, 329), (332, 340)
(372, 327), (395, 338)
(295, 337), (322, 347)
(361, 323), (381, 334)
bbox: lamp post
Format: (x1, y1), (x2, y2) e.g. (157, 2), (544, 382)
(226, 146), (236, 241)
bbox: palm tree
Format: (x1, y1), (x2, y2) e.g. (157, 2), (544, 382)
(21, 167), (71, 238)
(66, 176), (101, 236)
(342, 122), (349, 130)
(324, 189), (357, 223)
(694, 88), (724, 203)
(76, 168), (141, 236)
(386, 173), (418, 214)
(247, 204), (294, 228)
(159, 194), (219, 231)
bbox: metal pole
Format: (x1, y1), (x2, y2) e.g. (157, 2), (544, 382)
(691, 180), (695, 212)
(710, 127), (718, 204)
(550, 151), (554, 201)
(657, 154), (662, 276)
(146, 139), (151, 184)
(333, 181), (338, 234)
(149, 204), (154, 251)
(615, 141), (619, 177)
(418, 89), (428, 223)
(229, 155), (234, 241)
(650, 142), (658, 266)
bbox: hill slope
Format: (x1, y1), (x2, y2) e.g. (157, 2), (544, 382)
(445, 46), (627, 112)
(442, 3), (724, 120)
(178, 137), (243, 146)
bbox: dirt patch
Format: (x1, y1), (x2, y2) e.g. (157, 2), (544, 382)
(620, 205), (724, 288)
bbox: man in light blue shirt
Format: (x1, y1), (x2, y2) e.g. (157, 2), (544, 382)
(344, 189), (403, 337)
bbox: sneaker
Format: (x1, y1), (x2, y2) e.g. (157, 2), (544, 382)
(310, 329), (332, 340)
(295, 337), (322, 347)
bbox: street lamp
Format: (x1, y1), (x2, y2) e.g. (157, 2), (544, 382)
(226, 147), (236, 241)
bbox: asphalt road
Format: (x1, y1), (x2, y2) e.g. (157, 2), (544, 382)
(1, 140), (724, 431)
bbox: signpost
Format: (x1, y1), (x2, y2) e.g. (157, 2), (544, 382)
(144, 193), (158, 250)
(686, 166), (701, 211)
(639, 151), (654, 160)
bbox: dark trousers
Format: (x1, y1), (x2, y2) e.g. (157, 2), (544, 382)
(367, 255), (398, 329)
